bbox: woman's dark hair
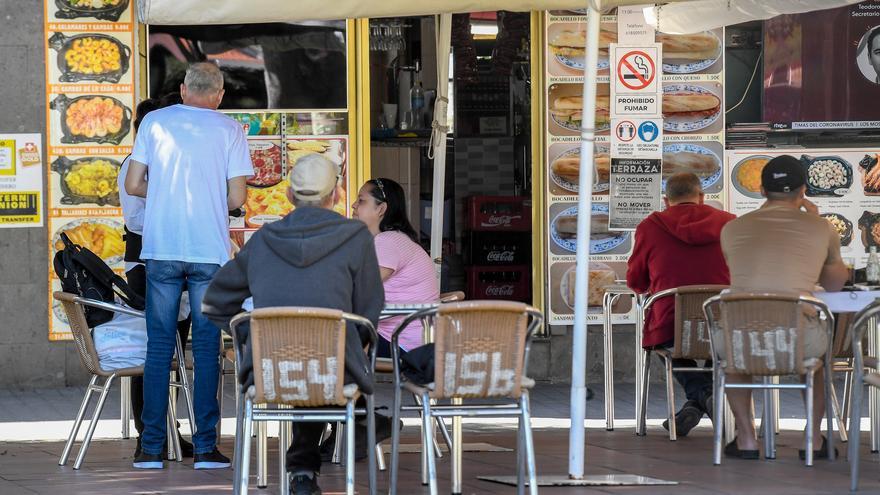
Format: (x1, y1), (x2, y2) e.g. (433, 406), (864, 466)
(367, 177), (418, 243)
(133, 98), (162, 131)
(159, 91), (183, 107)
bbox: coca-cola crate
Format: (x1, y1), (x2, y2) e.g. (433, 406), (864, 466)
(466, 265), (531, 302)
(464, 232), (531, 265)
(466, 195), (531, 232)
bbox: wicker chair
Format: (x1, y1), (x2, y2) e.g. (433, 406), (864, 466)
(388, 301), (544, 495)
(636, 285), (727, 440)
(847, 299), (880, 491)
(53, 292), (193, 469)
(703, 292), (835, 466)
(229, 307), (378, 495)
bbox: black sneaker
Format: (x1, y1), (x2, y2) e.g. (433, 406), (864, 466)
(132, 452), (164, 469)
(290, 473), (322, 495)
(193, 448), (231, 469)
(134, 438), (142, 459)
(661, 400), (704, 437)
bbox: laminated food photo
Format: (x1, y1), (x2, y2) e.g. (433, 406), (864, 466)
(48, 32), (132, 84)
(51, 0), (131, 23)
(51, 155), (122, 207)
(49, 93), (132, 146)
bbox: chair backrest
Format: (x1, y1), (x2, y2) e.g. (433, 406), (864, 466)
(247, 307), (350, 407)
(429, 300), (542, 400)
(704, 292), (831, 376)
(53, 291), (103, 376)
(849, 298), (880, 371)
(672, 285), (728, 360)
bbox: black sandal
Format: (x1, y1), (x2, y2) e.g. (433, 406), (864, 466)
(798, 436), (838, 460)
(724, 438), (759, 459)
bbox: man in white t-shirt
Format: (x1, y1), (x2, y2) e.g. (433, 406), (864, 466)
(125, 62), (253, 470)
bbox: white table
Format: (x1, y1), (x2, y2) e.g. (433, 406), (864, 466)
(816, 290), (880, 451)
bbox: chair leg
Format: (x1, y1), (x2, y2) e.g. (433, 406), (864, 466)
(763, 378), (775, 460)
(713, 369), (725, 465)
(238, 398), (254, 495)
(232, 390), (247, 495)
(345, 400), (356, 495)
(806, 370), (815, 467)
(521, 391), (538, 495)
(826, 365), (836, 460)
(516, 414), (525, 495)
(637, 352), (650, 437)
(121, 376), (131, 439)
(332, 421), (344, 464)
(390, 382), (403, 495)
(175, 335), (197, 435)
(256, 418), (267, 488)
(73, 375), (116, 470)
(850, 371), (864, 492)
(421, 393), (438, 495)
(830, 380), (848, 443)
(366, 393), (377, 495)
(278, 418), (290, 495)
(60, 375), (98, 466)
(664, 356), (677, 441)
(451, 398), (463, 495)
(217, 361), (224, 445)
(842, 367), (853, 433)
(167, 394), (182, 462)
(375, 444), (387, 471)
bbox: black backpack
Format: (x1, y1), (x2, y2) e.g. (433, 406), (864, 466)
(53, 232), (145, 328)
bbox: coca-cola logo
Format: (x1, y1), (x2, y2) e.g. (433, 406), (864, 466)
(487, 251), (515, 262)
(480, 215), (522, 227)
(485, 285), (515, 296)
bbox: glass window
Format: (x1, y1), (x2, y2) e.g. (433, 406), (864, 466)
(148, 22), (348, 110)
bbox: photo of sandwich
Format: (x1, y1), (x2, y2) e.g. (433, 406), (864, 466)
(550, 204), (630, 255)
(662, 143), (723, 193)
(547, 23), (617, 72)
(662, 93), (721, 119)
(657, 30), (722, 73)
(662, 151), (719, 177)
(662, 84), (722, 133)
(549, 146), (610, 194)
(549, 93), (610, 132)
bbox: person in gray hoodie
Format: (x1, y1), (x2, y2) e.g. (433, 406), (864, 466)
(202, 154), (383, 494)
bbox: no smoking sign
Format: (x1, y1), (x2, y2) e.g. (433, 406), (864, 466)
(612, 44), (660, 94)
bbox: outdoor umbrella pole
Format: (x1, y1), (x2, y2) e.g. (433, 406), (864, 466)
(568, 1), (601, 479)
(429, 13), (453, 281)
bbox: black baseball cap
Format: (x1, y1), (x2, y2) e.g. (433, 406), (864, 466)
(761, 155), (806, 193)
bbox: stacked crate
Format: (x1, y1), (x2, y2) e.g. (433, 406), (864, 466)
(463, 195), (532, 302)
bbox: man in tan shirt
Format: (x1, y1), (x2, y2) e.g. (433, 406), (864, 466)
(719, 154), (848, 459)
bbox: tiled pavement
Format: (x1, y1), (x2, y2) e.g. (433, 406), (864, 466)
(1, 381), (879, 494)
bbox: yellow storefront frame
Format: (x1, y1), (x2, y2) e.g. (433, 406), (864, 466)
(133, 16), (546, 314)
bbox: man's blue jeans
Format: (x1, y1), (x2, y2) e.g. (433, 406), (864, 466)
(142, 260), (221, 455)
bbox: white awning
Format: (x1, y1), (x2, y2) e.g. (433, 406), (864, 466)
(645, 0), (861, 34)
(137, 0), (693, 24)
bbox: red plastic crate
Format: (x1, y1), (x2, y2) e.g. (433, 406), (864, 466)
(466, 265), (531, 302)
(465, 196), (531, 232)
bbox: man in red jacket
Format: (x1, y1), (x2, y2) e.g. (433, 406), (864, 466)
(627, 172), (735, 436)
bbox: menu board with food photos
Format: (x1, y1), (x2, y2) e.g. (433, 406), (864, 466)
(226, 111), (350, 249)
(544, 10), (726, 325)
(44, 0), (135, 340)
(727, 149), (880, 268)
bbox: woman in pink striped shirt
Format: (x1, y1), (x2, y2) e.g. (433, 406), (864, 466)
(352, 177), (440, 356)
